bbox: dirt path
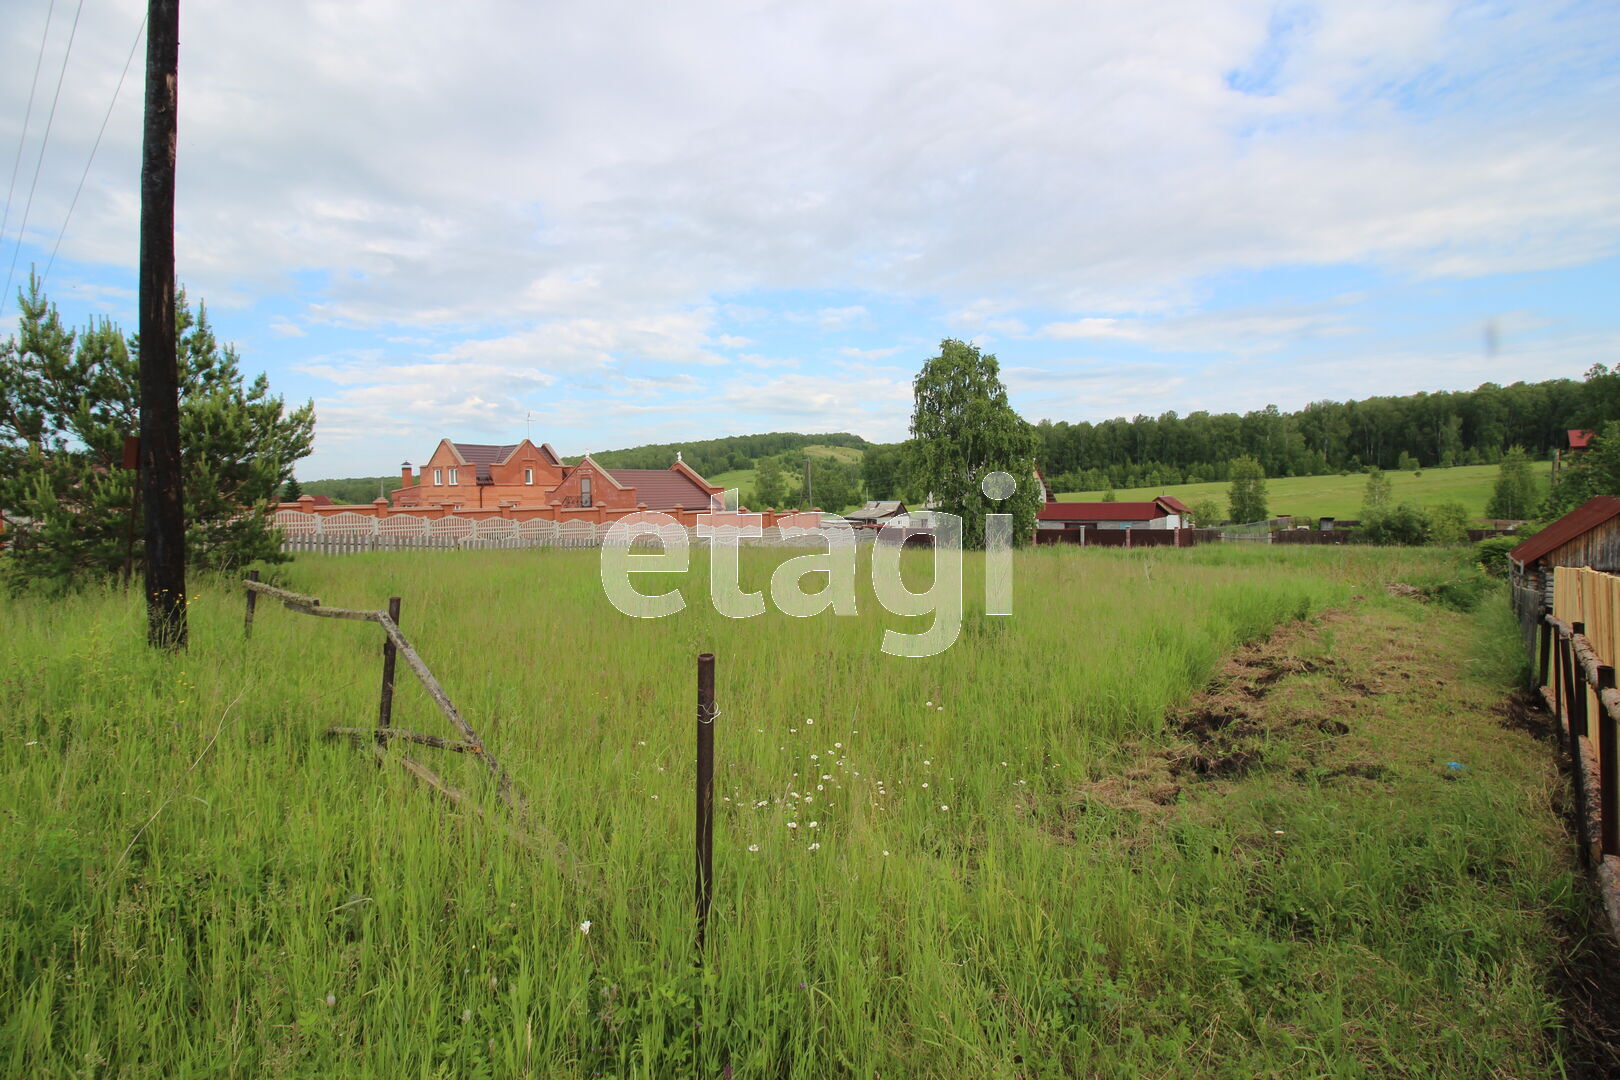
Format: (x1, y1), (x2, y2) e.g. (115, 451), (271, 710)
(1078, 596), (1620, 1077)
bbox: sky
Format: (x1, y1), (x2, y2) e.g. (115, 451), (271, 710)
(1, 0), (1617, 480)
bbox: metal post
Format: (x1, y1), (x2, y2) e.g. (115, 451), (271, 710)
(243, 569), (258, 637)
(377, 596), (402, 744)
(1599, 665), (1618, 858)
(696, 652), (716, 953)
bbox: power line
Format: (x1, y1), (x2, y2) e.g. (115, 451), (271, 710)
(2, 0), (87, 316)
(0, 0), (57, 310)
(41, 14), (147, 292)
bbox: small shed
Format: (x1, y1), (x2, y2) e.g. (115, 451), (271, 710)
(1509, 496), (1620, 603)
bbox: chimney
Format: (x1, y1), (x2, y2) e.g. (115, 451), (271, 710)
(401, 461), (414, 487)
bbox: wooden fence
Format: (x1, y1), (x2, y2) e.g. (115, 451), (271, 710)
(1530, 566), (1620, 870)
(239, 573), (560, 857)
(274, 510), (868, 555)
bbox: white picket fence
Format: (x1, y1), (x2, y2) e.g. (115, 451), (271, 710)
(274, 511), (863, 555)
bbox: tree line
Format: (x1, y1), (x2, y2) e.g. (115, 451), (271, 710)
(1027, 376), (1599, 494)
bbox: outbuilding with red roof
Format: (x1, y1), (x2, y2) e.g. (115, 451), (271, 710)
(1037, 495), (1191, 532)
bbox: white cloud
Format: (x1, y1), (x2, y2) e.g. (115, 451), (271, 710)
(8, 0), (1611, 331)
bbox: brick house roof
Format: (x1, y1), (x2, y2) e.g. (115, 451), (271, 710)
(608, 468), (716, 510)
(450, 442), (520, 484)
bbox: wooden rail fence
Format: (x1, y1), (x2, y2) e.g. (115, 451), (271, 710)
(241, 571), (542, 842)
(1531, 567), (1620, 873)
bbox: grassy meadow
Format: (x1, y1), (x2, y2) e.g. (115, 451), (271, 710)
(1057, 460), (1551, 521)
(0, 544), (1593, 1077)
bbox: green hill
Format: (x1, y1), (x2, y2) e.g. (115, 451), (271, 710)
(706, 445), (866, 509)
(1057, 462), (1550, 521)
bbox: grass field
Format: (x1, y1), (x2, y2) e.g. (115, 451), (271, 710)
(1058, 461), (1552, 521)
(0, 545), (1600, 1076)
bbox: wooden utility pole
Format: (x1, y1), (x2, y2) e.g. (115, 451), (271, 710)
(803, 457), (812, 511)
(139, 0), (186, 649)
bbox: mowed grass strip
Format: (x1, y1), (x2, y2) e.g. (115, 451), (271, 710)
(0, 546), (1591, 1077)
(1057, 461), (1550, 521)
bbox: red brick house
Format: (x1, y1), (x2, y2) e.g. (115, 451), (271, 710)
(389, 439), (723, 514)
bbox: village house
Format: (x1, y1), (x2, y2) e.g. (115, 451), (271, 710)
(1036, 495), (1193, 532)
(843, 500), (909, 527)
(1510, 495), (1620, 601)
(389, 439), (723, 515)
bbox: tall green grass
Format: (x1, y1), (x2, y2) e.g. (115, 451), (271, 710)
(0, 546), (1567, 1076)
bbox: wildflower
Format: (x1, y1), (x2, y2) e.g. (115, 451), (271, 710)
(748, 844), (760, 852)
(940, 805), (949, 811)
(462, 1008), (473, 1023)
(937, 706), (944, 711)
(834, 742), (842, 748)
(921, 782), (929, 788)
(805, 719), (814, 725)
(580, 921), (592, 934)
(923, 760), (931, 766)
(925, 701), (933, 707)
(808, 843), (820, 851)
(490, 975), (499, 990)
(325, 994), (336, 1007)
(786, 821), (798, 829)
(1273, 830), (1285, 835)
(808, 821), (819, 828)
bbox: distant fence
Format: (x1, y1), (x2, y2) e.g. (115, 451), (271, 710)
(274, 510), (865, 555)
(1271, 530), (1354, 545)
(1034, 528), (1195, 548)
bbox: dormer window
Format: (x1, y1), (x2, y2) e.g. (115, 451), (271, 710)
(580, 477), (592, 508)
(433, 468), (443, 485)
(524, 468), (534, 485)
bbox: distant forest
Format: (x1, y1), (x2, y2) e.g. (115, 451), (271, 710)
(575, 431), (870, 476)
(1031, 373), (1610, 493)
(300, 372), (1617, 505)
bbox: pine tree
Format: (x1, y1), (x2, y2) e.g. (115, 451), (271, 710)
(0, 276), (314, 590)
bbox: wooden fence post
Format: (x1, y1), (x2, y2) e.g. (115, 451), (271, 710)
(696, 652), (716, 954)
(1599, 665), (1618, 858)
(1573, 622), (1589, 739)
(1538, 618), (1552, 689)
(377, 596), (402, 744)
(244, 569), (259, 637)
